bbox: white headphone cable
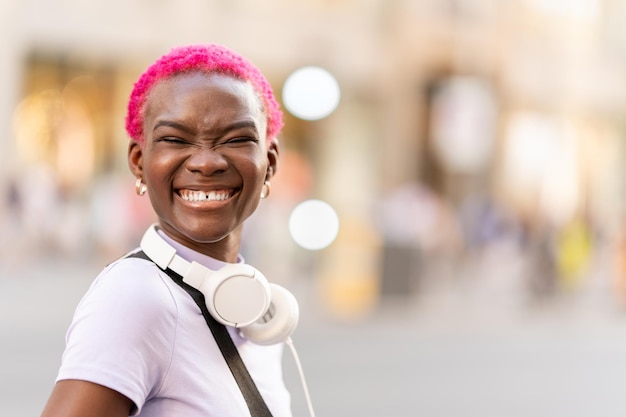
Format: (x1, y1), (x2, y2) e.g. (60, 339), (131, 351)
(285, 337), (317, 417)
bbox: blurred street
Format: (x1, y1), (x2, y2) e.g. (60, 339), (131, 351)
(3, 256), (626, 417)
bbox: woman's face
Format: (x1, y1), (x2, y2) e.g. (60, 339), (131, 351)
(128, 72), (278, 261)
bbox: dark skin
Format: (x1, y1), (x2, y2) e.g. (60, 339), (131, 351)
(41, 381), (134, 417)
(41, 72), (278, 416)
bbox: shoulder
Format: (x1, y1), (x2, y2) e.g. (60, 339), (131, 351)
(99, 253), (166, 286)
(77, 255), (180, 326)
(59, 256), (182, 411)
(95, 256), (174, 302)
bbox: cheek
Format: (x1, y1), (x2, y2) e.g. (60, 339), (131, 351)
(248, 157), (270, 183)
(143, 153), (180, 189)
(230, 148), (268, 177)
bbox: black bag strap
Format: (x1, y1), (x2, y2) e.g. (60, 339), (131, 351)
(127, 250), (273, 417)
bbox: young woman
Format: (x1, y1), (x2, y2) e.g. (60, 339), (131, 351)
(41, 44), (297, 417)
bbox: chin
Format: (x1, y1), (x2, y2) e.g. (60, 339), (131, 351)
(185, 223), (241, 243)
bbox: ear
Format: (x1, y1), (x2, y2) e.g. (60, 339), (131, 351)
(265, 138), (279, 181)
(128, 141), (144, 179)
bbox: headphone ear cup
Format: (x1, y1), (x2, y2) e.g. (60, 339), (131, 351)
(199, 263), (272, 328)
(239, 283), (299, 345)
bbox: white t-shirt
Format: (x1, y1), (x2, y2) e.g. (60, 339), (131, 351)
(57, 233), (293, 417)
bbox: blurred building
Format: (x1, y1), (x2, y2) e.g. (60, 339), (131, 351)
(2, 0), (626, 317)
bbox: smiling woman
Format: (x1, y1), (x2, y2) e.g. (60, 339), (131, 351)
(40, 44), (302, 417)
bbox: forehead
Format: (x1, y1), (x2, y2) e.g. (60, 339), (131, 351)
(149, 72), (262, 107)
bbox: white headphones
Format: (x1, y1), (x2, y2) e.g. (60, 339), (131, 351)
(140, 224), (299, 345)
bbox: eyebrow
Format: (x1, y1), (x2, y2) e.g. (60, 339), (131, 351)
(153, 120), (195, 135)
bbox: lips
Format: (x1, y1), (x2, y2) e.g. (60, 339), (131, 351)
(178, 189), (236, 202)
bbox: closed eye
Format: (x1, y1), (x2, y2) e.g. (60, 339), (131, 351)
(159, 137), (188, 145)
(225, 136), (258, 145)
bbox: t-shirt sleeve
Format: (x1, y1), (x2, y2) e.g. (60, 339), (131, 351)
(57, 258), (178, 415)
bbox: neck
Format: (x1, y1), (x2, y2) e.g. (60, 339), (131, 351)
(157, 223), (243, 263)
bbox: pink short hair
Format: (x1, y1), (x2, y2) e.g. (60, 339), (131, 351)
(125, 44), (284, 144)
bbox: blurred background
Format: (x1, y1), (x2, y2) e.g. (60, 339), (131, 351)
(3, 0), (626, 415)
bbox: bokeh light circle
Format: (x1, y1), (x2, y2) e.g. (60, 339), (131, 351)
(289, 199), (340, 250)
(282, 66), (340, 120)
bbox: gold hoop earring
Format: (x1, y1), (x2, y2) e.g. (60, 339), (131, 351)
(260, 181), (271, 199)
(135, 177), (147, 196)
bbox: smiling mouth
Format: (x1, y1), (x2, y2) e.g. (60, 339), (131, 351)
(179, 189), (236, 202)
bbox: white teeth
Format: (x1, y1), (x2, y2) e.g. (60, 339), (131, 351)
(181, 190), (231, 202)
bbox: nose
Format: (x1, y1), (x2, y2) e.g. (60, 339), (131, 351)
(186, 147), (229, 175)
